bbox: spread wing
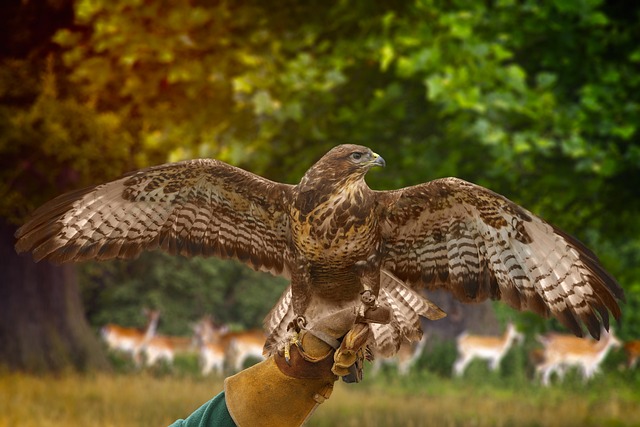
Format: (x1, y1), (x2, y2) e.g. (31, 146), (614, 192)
(376, 177), (624, 339)
(15, 159), (294, 277)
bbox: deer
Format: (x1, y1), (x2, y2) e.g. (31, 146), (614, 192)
(535, 328), (622, 386)
(141, 334), (197, 367)
(100, 308), (160, 366)
(623, 340), (640, 370)
(453, 322), (524, 377)
(193, 316), (266, 374)
(192, 316), (227, 376)
(223, 329), (267, 372)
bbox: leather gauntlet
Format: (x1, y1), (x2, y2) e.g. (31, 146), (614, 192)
(224, 304), (391, 426)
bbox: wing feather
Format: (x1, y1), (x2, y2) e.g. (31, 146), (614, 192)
(376, 177), (624, 339)
(15, 159), (294, 278)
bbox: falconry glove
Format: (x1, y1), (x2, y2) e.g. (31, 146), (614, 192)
(224, 304), (391, 427)
(303, 303), (391, 381)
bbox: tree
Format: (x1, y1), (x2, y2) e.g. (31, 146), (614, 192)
(0, 0), (115, 371)
(2, 0), (639, 372)
(0, 220), (110, 371)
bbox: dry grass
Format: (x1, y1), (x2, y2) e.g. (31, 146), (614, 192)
(1, 370), (638, 427)
(314, 378), (640, 427)
(0, 372), (223, 427)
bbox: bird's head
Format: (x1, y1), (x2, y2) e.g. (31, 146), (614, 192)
(299, 144), (385, 191)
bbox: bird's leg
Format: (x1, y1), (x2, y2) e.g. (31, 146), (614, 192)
(284, 315), (307, 364)
(285, 261), (312, 364)
(360, 289), (376, 307)
(354, 253), (381, 318)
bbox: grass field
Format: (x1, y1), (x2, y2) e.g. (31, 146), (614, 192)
(2, 363), (639, 427)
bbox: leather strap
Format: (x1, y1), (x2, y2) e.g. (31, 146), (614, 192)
(306, 328), (341, 350)
(275, 345), (337, 381)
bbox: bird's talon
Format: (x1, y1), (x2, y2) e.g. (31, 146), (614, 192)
(283, 325), (306, 365)
(284, 334), (297, 365)
(284, 341), (292, 365)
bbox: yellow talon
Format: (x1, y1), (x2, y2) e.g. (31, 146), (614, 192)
(283, 315), (307, 365)
(284, 330), (302, 365)
(284, 341), (291, 364)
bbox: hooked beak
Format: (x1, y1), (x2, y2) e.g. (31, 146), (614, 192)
(371, 152), (386, 168)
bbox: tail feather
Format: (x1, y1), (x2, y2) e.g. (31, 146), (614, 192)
(262, 286), (294, 356)
(371, 270), (446, 357)
(262, 270), (446, 358)
(370, 289), (404, 356)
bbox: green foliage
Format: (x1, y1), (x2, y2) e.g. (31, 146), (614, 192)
(80, 251), (288, 334)
(2, 0), (639, 336)
(0, 58), (138, 222)
(414, 338), (458, 378)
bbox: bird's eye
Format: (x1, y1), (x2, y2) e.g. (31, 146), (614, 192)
(351, 152), (363, 161)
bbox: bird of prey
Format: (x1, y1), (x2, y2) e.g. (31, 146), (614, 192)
(14, 144), (624, 359)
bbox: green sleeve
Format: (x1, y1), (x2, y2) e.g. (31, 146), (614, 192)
(168, 391), (236, 427)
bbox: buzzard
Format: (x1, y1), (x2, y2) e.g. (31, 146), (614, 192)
(14, 145), (624, 358)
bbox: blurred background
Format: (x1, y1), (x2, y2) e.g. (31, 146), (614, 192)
(1, 0), (639, 426)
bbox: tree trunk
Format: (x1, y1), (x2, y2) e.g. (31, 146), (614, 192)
(0, 220), (110, 372)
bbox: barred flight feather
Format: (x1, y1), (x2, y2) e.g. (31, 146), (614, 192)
(378, 177), (624, 339)
(15, 159), (293, 279)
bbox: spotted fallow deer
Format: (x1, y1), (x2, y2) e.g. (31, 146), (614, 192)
(100, 308), (160, 366)
(535, 328), (621, 386)
(141, 333), (197, 367)
(192, 316), (227, 376)
(623, 339), (640, 370)
(453, 322), (524, 377)
(193, 317), (266, 374)
(223, 329), (267, 372)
